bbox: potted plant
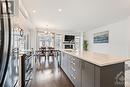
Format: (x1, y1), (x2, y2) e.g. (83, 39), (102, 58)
(83, 40), (88, 51)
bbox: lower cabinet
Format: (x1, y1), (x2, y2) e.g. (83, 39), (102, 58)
(61, 52), (94, 87)
(61, 52), (65, 70)
(82, 61), (95, 87)
(69, 57), (82, 87)
(61, 52), (125, 87)
(61, 52), (68, 74)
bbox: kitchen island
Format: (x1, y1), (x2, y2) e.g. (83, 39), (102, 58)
(59, 50), (130, 87)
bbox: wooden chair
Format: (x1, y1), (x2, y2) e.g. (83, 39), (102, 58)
(47, 47), (55, 62)
(39, 47), (46, 62)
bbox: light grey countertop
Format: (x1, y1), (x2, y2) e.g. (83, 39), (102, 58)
(61, 50), (130, 66)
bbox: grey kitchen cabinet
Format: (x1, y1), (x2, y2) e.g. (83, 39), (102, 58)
(61, 52), (81, 87)
(64, 54), (68, 74)
(94, 63), (125, 87)
(61, 52), (70, 76)
(70, 56), (82, 87)
(65, 54), (70, 77)
(61, 52), (65, 70)
(60, 51), (125, 87)
(82, 61), (95, 87)
(61, 53), (66, 72)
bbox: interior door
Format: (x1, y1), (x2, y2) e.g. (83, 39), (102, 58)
(0, 0), (11, 86)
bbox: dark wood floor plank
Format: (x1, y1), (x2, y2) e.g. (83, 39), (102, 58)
(31, 57), (74, 87)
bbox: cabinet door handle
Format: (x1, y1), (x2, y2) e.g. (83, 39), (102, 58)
(71, 74), (73, 78)
(73, 69), (76, 72)
(71, 74), (76, 80)
(71, 58), (76, 61)
(73, 76), (76, 80)
(71, 62), (75, 66)
(73, 62), (75, 65)
(71, 67), (76, 72)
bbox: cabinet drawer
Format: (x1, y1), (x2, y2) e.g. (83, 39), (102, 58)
(70, 58), (81, 87)
(70, 57), (81, 68)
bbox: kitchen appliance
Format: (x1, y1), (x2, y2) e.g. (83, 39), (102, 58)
(0, 0), (12, 86)
(63, 35), (75, 50)
(64, 35), (75, 42)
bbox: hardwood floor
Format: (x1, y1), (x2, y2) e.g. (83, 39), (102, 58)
(31, 56), (74, 87)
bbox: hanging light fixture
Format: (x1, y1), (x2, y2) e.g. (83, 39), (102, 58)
(44, 25), (51, 34)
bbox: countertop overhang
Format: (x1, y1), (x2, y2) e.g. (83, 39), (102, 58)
(61, 50), (130, 66)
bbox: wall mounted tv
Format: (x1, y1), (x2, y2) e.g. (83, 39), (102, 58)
(64, 35), (75, 41)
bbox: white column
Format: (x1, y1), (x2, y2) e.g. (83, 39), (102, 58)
(80, 32), (83, 52)
(128, 16), (130, 57)
(30, 29), (37, 50)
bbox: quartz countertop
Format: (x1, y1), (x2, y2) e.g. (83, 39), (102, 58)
(61, 50), (130, 66)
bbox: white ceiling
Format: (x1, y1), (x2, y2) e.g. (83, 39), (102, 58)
(22, 0), (130, 31)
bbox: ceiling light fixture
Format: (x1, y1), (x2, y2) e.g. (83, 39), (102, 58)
(58, 9), (62, 12)
(32, 10), (36, 13)
(44, 25), (51, 34)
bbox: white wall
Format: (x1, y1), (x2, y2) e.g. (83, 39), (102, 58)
(128, 17), (130, 57)
(86, 18), (130, 57)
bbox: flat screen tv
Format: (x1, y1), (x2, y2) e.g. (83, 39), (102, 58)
(64, 35), (75, 41)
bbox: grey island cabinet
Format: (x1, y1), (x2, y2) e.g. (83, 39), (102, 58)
(61, 52), (82, 87)
(60, 51), (130, 87)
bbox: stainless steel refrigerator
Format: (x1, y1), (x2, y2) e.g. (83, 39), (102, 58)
(0, 0), (14, 87)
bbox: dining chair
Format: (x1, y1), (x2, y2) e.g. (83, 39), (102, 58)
(39, 47), (46, 62)
(47, 47), (55, 62)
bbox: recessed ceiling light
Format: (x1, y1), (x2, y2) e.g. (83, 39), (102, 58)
(48, 32), (51, 34)
(32, 10), (36, 13)
(58, 9), (62, 12)
(44, 31), (47, 34)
